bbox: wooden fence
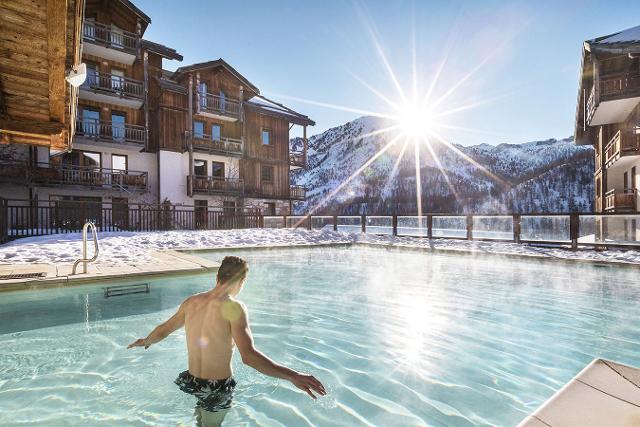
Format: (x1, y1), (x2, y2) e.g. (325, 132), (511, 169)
(3, 200), (261, 239)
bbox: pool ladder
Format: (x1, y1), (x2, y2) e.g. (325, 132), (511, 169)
(72, 222), (100, 275)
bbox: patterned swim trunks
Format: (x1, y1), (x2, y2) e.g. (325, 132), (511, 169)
(175, 370), (236, 412)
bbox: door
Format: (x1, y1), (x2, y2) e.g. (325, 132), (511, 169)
(111, 69), (125, 92)
(85, 62), (98, 88)
(199, 83), (208, 108)
(211, 124), (221, 142)
(111, 112), (126, 141)
(81, 108), (100, 137)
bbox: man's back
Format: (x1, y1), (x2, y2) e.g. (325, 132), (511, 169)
(184, 292), (236, 380)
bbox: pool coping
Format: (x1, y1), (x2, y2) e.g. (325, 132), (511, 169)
(1, 239), (639, 293)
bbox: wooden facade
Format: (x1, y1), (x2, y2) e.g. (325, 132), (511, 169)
(574, 25), (640, 213)
(0, 0), (85, 151)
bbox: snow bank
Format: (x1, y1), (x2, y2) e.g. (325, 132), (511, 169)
(1, 229), (639, 268)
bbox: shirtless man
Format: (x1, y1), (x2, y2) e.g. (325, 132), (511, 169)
(128, 256), (326, 425)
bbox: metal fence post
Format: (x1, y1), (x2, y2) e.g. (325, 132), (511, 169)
(513, 214), (521, 243)
(570, 213), (579, 250)
(392, 214), (398, 236)
(361, 214), (366, 233)
(333, 215), (338, 231)
(427, 215), (433, 238)
(307, 215), (312, 230)
(466, 215), (473, 240)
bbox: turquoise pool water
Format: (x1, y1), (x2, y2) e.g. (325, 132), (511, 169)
(1, 247), (640, 426)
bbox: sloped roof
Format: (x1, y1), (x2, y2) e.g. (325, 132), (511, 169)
(174, 59), (259, 94)
(245, 95), (315, 126)
(141, 39), (183, 61)
(586, 25), (640, 54)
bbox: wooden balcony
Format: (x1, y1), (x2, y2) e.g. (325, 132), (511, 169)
(75, 118), (146, 147)
(1, 162), (148, 191)
(290, 150), (306, 169)
(604, 129), (640, 168)
(196, 92), (241, 121)
(586, 73), (640, 126)
(188, 175), (244, 196)
(604, 188), (637, 212)
(82, 21), (139, 64)
(290, 185), (306, 200)
(192, 135), (243, 156)
(79, 72), (144, 109)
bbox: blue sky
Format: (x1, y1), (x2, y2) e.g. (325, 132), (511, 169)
(137, 0), (639, 145)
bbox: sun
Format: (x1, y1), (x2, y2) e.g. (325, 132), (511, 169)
(396, 103), (437, 139)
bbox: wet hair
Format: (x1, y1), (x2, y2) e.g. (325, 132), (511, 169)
(216, 256), (248, 286)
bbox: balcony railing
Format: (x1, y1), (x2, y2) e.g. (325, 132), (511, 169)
(189, 175), (244, 195)
(604, 129), (640, 168)
(75, 118), (146, 145)
(587, 73), (640, 125)
(82, 72), (144, 99)
(290, 151), (306, 168)
(1, 162), (148, 191)
(605, 188), (637, 212)
(290, 185), (306, 200)
(192, 134), (243, 155)
(82, 21), (138, 54)
(197, 92), (241, 119)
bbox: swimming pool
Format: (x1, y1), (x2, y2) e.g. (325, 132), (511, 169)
(1, 246), (639, 426)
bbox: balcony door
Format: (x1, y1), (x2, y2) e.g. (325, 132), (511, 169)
(111, 112), (126, 141)
(110, 24), (124, 48)
(85, 62), (98, 88)
(111, 69), (125, 92)
(199, 83), (208, 108)
(81, 108), (100, 136)
(211, 124), (221, 141)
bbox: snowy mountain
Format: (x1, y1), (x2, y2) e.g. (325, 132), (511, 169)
(291, 116), (594, 215)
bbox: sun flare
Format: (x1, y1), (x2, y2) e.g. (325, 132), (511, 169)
(396, 104), (437, 139)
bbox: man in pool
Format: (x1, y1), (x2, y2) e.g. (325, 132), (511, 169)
(127, 256), (326, 425)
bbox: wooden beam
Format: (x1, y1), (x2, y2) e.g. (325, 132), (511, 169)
(0, 117), (65, 137)
(46, 0), (68, 124)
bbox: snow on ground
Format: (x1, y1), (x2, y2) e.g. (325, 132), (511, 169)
(1, 229), (640, 268)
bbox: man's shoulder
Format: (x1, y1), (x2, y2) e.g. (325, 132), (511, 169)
(221, 298), (246, 322)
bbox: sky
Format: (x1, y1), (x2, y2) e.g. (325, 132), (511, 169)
(137, 0), (640, 145)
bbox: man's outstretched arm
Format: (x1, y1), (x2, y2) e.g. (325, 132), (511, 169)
(128, 301), (187, 349)
(228, 301), (326, 399)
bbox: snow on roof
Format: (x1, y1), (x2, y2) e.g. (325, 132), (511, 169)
(589, 25), (640, 46)
(246, 95), (315, 126)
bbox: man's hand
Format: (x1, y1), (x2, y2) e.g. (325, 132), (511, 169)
(290, 373), (326, 400)
(127, 338), (149, 349)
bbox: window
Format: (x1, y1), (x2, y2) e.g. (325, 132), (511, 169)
(199, 82), (208, 108)
(262, 129), (271, 145)
(193, 121), (204, 138)
(211, 161), (225, 178)
(111, 112), (126, 140)
(261, 165), (273, 182)
(85, 62), (98, 87)
(624, 171), (629, 190)
(81, 108), (100, 135)
(111, 69), (125, 91)
(112, 154), (127, 171)
(264, 202), (276, 215)
(110, 24), (124, 47)
(211, 124), (221, 141)
(193, 159), (207, 176)
(57, 150), (101, 169)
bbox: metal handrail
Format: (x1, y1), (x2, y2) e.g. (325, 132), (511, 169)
(82, 72), (144, 98)
(72, 222), (99, 275)
(75, 118), (146, 144)
(82, 21), (139, 52)
(197, 92), (241, 116)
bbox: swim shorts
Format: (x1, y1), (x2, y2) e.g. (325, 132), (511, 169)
(175, 370), (236, 412)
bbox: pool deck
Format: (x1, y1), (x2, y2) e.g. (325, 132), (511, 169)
(0, 249), (219, 292)
(518, 359), (640, 426)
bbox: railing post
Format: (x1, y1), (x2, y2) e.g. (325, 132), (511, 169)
(361, 214), (366, 233)
(513, 214), (521, 243)
(392, 214), (398, 236)
(283, 215), (287, 228)
(570, 213), (579, 250)
(427, 215), (433, 239)
(466, 215), (473, 240)
(307, 215), (312, 231)
(333, 215), (338, 231)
